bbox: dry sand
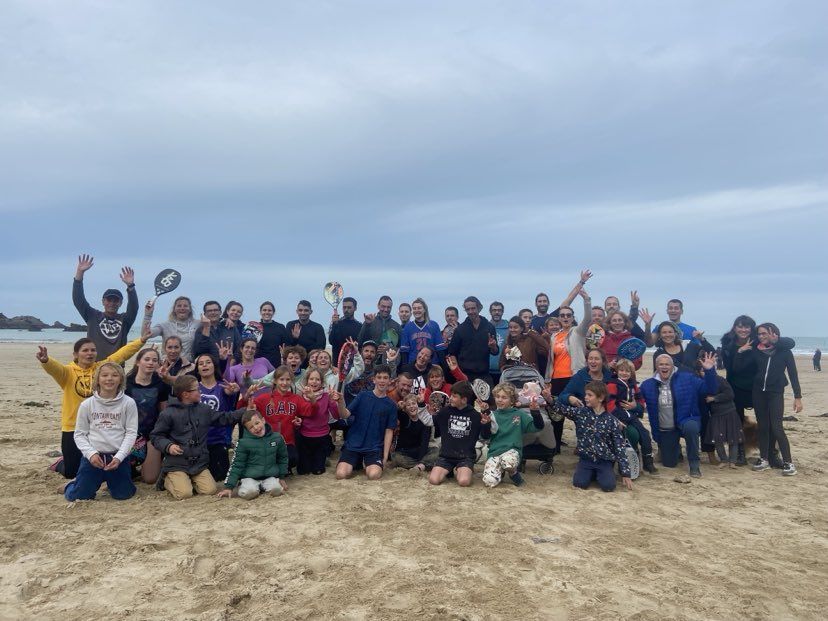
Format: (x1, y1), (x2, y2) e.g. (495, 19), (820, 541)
(1, 342), (827, 620)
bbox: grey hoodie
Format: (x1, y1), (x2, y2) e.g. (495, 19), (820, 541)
(74, 391), (139, 463)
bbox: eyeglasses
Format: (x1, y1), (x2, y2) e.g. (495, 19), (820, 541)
(558, 313), (573, 318)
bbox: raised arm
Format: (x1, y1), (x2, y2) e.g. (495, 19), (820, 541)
(557, 269), (592, 309)
(575, 288), (593, 337)
(72, 254), (95, 320)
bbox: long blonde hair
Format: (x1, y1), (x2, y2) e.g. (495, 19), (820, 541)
(92, 362), (126, 394)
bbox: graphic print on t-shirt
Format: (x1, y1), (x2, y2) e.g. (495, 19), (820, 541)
(448, 414), (471, 438)
(99, 317), (123, 342)
(200, 393), (220, 411)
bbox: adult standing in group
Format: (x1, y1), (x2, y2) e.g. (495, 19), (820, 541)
(224, 338), (275, 399)
(653, 299), (698, 343)
(142, 295), (198, 360)
(329, 297), (362, 365)
(358, 296), (400, 365)
(192, 300), (242, 359)
(607, 291), (655, 347)
(546, 285), (593, 450)
(720, 315), (758, 466)
(447, 296), (499, 385)
(489, 301), (508, 385)
(399, 298), (446, 365)
(257, 301), (289, 369)
(442, 307), (460, 347)
(736, 323), (802, 476)
(814, 349), (822, 372)
(286, 300), (326, 368)
(72, 254), (139, 361)
(652, 321), (713, 371)
(600, 309), (653, 370)
(498, 316), (549, 374)
(400, 346), (435, 393)
(640, 352), (719, 477)
(398, 303), (412, 329)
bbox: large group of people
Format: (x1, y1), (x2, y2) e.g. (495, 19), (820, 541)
(36, 256), (806, 502)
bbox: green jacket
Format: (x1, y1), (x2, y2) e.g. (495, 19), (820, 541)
(224, 425), (288, 488)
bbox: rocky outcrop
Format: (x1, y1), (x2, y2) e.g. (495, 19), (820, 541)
(0, 315), (51, 330)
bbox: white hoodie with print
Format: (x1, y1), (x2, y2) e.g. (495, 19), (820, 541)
(73, 391), (139, 464)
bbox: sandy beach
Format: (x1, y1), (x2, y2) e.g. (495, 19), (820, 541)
(1, 342), (826, 620)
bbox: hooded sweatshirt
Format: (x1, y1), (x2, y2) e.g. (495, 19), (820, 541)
(73, 390), (139, 464)
(41, 338), (145, 432)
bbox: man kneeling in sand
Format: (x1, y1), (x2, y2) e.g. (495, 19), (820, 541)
(331, 365), (397, 480)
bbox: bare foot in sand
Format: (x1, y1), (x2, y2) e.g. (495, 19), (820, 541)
(57, 480), (73, 494)
(718, 462), (727, 469)
(729, 462), (737, 469)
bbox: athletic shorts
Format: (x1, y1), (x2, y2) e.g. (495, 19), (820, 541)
(435, 456), (475, 471)
(339, 448), (384, 469)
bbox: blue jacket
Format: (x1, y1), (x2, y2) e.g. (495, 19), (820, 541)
(640, 367), (718, 442)
(558, 367), (613, 406)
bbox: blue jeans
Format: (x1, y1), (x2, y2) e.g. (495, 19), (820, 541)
(572, 457), (616, 492)
(64, 455), (136, 501)
(658, 419), (700, 470)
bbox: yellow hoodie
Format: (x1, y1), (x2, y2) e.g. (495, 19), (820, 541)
(41, 338), (145, 432)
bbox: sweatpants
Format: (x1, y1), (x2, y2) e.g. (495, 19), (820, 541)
(658, 418), (700, 470)
(237, 477), (284, 500)
(572, 457), (616, 491)
(164, 469), (217, 500)
(296, 433), (329, 474)
(59, 431), (83, 480)
(753, 389), (792, 463)
(64, 455), (136, 501)
(483, 449), (521, 487)
(626, 419), (653, 457)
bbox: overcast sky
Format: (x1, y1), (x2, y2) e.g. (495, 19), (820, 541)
(1, 1), (826, 335)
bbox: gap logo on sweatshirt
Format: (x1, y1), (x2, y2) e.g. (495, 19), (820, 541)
(99, 317), (123, 342)
(266, 401), (297, 416)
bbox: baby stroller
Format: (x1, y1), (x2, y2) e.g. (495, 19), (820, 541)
(500, 361), (557, 475)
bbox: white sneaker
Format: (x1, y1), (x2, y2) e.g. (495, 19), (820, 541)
(752, 458), (770, 471)
(782, 462), (797, 476)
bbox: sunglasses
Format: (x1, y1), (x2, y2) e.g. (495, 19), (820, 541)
(558, 313), (573, 318)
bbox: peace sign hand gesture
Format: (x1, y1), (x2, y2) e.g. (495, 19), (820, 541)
(35, 346), (48, 363)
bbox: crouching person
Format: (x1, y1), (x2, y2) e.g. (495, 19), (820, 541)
(389, 394), (439, 471)
(546, 380), (633, 492)
(481, 383), (544, 488)
(64, 362), (138, 501)
(150, 375), (246, 500)
(218, 410), (288, 500)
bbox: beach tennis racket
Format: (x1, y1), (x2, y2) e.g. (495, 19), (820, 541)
(323, 282), (344, 312)
(337, 340), (356, 390)
(148, 268), (182, 305)
(585, 324), (605, 350)
(243, 320), (264, 342)
(625, 443), (641, 480)
(429, 390), (448, 411)
(617, 337), (647, 361)
(472, 378), (491, 402)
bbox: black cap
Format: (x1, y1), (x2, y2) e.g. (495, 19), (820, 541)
(102, 289), (123, 301)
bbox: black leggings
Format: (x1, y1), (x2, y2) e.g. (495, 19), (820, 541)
(753, 389), (792, 463)
(60, 431), (83, 480)
(296, 433), (329, 474)
(548, 377), (571, 448)
(208, 445), (230, 482)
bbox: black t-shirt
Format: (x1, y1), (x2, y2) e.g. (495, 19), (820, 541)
(258, 321), (289, 368)
(395, 411), (431, 459)
(432, 405), (488, 460)
(126, 373), (171, 438)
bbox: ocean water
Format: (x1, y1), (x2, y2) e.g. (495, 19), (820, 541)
(3, 329), (826, 356)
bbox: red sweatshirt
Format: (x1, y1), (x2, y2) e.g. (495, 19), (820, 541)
(250, 390), (311, 446)
(601, 330), (642, 370)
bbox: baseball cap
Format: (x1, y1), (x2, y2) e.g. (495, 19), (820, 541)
(103, 289), (123, 301)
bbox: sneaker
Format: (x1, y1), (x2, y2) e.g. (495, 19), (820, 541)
(510, 471), (526, 487)
(752, 458), (770, 471)
(782, 462), (797, 476)
(770, 451), (784, 469)
(689, 467), (702, 478)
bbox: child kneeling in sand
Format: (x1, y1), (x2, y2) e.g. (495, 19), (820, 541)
(545, 380), (633, 492)
(218, 410), (289, 499)
(481, 383), (544, 488)
(150, 375), (246, 500)
(64, 362), (139, 501)
(428, 381), (492, 487)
